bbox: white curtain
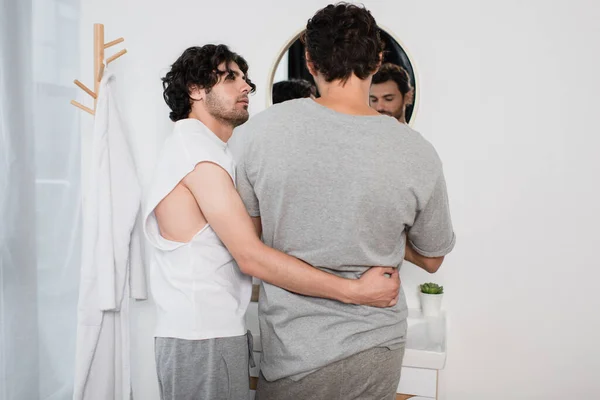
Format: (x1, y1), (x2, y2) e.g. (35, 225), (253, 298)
(0, 0), (82, 399)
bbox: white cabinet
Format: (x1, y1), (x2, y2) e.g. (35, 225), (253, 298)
(396, 366), (438, 399)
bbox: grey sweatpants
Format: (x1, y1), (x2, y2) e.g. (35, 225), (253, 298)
(155, 332), (252, 400)
(256, 345), (405, 400)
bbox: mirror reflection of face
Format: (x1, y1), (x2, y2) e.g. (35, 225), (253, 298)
(204, 61), (252, 127)
(271, 28), (417, 124)
(369, 80), (408, 122)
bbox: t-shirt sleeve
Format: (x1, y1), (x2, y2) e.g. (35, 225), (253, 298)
(182, 134), (233, 180)
(235, 136), (260, 217)
(407, 172), (456, 257)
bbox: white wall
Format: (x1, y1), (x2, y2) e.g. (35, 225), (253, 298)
(78, 1), (600, 399)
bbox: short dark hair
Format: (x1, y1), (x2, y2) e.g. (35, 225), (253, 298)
(162, 44), (256, 121)
(372, 63), (413, 95)
(272, 79), (316, 104)
(303, 3), (384, 83)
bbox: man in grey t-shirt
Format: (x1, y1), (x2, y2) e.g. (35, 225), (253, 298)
(235, 4), (455, 399)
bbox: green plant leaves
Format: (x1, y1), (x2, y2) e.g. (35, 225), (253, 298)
(420, 282), (444, 294)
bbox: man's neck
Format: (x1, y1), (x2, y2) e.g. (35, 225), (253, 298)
(189, 111), (233, 143)
(314, 74), (380, 116)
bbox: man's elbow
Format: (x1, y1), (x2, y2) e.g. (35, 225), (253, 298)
(423, 256), (444, 273)
(234, 252), (256, 276)
(231, 243), (262, 276)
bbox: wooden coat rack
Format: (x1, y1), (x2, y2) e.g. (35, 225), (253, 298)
(70, 23), (127, 116)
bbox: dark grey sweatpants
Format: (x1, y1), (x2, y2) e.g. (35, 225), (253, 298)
(155, 332), (252, 400)
(256, 345), (405, 400)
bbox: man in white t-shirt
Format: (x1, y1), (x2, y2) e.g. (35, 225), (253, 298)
(143, 44), (401, 400)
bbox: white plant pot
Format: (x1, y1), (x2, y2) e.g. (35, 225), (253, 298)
(420, 292), (443, 317)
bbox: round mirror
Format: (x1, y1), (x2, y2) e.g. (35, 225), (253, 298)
(268, 27), (418, 124)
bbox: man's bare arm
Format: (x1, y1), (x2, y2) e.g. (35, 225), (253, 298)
(183, 162), (400, 307)
(404, 241), (444, 273)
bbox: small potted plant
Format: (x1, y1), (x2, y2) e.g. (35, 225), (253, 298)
(420, 282), (444, 317)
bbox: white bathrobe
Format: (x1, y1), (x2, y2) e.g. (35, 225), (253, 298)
(73, 69), (147, 400)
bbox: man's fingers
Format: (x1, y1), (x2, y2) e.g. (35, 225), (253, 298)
(388, 296), (398, 307)
(378, 267), (396, 275)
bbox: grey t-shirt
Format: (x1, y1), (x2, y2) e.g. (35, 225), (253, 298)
(234, 98), (455, 381)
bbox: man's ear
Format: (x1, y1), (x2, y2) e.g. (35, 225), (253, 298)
(305, 51), (317, 77)
(405, 88), (415, 106)
(189, 85), (204, 102)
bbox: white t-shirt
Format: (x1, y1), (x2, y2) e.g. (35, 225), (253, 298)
(143, 118), (252, 340)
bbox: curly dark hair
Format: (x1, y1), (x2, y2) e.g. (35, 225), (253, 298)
(162, 44), (256, 121)
(272, 79), (316, 104)
(372, 63), (413, 95)
(302, 3), (384, 83)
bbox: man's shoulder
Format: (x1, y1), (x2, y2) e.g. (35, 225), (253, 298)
(243, 99), (305, 130)
(400, 124), (440, 159)
(153, 121), (232, 176)
(172, 119), (226, 153)
(232, 100), (306, 155)
(379, 122), (443, 174)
